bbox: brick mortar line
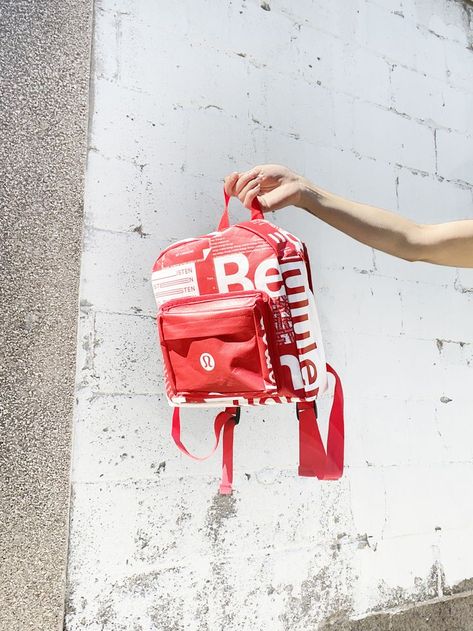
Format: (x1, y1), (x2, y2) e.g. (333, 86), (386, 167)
(71, 465), (473, 488)
(85, 141), (473, 190)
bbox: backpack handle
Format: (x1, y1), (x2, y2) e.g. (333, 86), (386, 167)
(217, 184), (264, 231)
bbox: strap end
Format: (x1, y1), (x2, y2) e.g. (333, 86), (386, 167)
(298, 466), (319, 478)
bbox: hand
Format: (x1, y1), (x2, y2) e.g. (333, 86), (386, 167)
(223, 164), (307, 212)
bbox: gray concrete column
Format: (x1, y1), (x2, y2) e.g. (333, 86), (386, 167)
(0, 2), (92, 630)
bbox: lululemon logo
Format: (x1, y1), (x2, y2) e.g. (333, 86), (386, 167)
(200, 352), (215, 371)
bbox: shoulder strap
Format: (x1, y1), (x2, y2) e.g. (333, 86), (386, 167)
(171, 406), (240, 494)
(297, 363), (344, 480)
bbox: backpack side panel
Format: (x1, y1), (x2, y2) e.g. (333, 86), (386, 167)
(238, 221), (328, 397)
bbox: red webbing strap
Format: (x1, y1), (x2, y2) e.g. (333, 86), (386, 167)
(297, 402), (326, 477)
(220, 417), (237, 495)
(171, 406), (239, 494)
(297, 363), (344, 480)
(218, 185), (264, 231)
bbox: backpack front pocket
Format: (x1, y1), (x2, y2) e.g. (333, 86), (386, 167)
(158, 291), (278, 399)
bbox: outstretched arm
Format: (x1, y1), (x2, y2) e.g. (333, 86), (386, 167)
(224, 165), (473, 268)
(301, 179), (473, 267)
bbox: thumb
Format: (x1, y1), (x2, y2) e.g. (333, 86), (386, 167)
(258, 186), (296, 212)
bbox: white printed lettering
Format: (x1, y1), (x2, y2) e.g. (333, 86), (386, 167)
(214, 253), (254, 292)
(214, 253), (284, 296)
(254, 257), (284, 297)
(280, 354), (304, 390)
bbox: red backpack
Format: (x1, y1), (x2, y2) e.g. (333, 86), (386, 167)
(152, 188), (344, 494)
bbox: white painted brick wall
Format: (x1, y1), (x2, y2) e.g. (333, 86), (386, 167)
(437, 128), (473, 183)
(66, 1), (473, 629)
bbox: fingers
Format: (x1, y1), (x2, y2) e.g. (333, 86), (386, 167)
(242, 178), (261, 209)
(224, 166), (266, 209)
(224, 171), (239, 196)
(235, 167), (261, 196)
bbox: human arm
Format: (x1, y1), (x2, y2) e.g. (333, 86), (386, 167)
(224, 164), (473, 268)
